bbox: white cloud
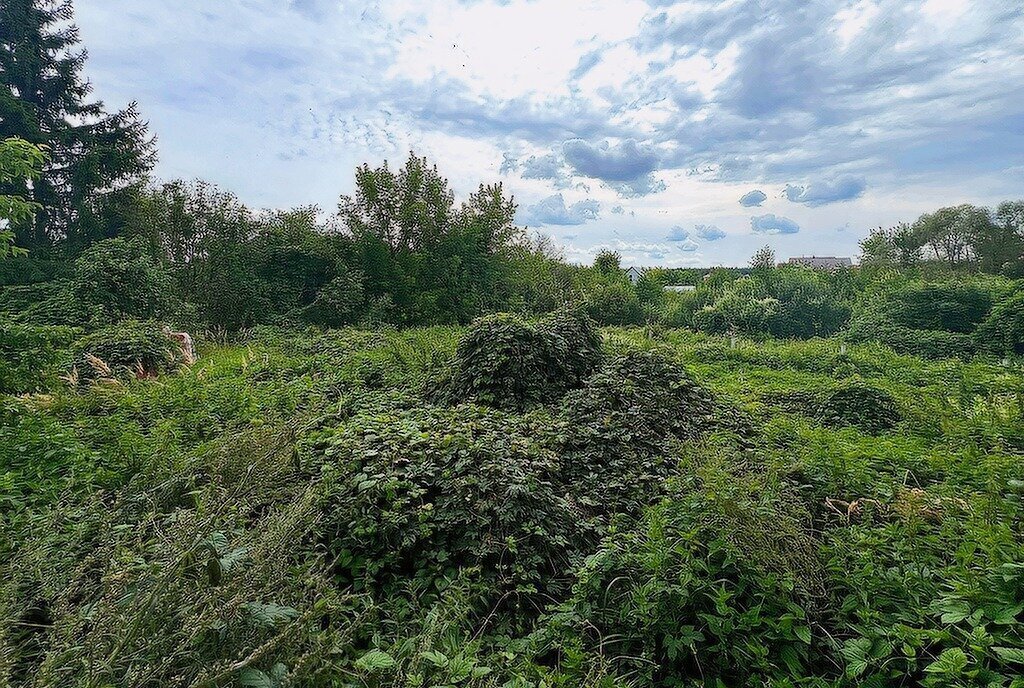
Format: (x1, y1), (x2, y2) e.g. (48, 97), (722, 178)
(71, 0), (1024, 266)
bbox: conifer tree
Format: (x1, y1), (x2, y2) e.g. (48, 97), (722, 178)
(0, 0), (155, 251)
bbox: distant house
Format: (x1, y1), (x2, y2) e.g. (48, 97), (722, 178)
(625, 266), (646, 284)
(664, 284), (696, 293)
(787, 256), (853, 270)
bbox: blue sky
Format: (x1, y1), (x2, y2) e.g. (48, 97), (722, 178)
(76, 0), (1024, 266)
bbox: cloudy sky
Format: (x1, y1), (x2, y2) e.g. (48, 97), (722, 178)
(76, 0), (1023, 266)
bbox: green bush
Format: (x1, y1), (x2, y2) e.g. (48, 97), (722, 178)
(584, 281), (644, 325)
(555, 351), (722, 518)
(0, 323), (78, 394)
(310, 400), (579, 625)
(301, 270), (365, 327)
(975, 290), (1024, 355)
(71, 321), (185, 383)
(536, 306), (603, 389)
(817, 380), (901, 434)
(439, 310), (602, 411)
(553, 468), (821, 686)
(845, 315), (978, 359)
(70, 238), (173, 324)
(884, 282), (995, 333)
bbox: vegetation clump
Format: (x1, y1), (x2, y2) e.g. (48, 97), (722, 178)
(975, 290), (1024, 356)
(555, 351), (721, 517)
(437, 309), (602, 410)
(309, 399), (580, 627)
(71, 320), (186, 383)
(816, 380), (901, 434)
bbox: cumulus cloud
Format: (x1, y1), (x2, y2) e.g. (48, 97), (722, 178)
(72, 0), (1024, 265)
(665, 226), (690, 241)
(751, 214), (800, 235)
(563, 136), (657, 174)
(522, 193), (600, 226)
(677, 238), (700, 252)
(784, 176), (866, 206)
(739, 189), (767, 207)
(694, 224), (727, 241)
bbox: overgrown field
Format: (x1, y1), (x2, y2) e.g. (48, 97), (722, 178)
(3, 317), (1024, 687)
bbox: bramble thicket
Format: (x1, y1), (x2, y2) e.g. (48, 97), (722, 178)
(3, 1), (1024, 687)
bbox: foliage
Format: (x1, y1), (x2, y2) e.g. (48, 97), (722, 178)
(0, 321), (76, 393)
(0, 137), (45, 258)
(816, 379), (901, 434)
(584, 281), (644, 325)
(70, 237), (173, 324)
(438, 309), (602, 411)
(976, 290), (1024, 356)
(70, 319), (185, 383)
(302, 270), (365, 327)
(4, 326), (1024, 687)
(0, 0), (154, 250)
(309, 399), (581, 629)
(554, 351), (728, 520)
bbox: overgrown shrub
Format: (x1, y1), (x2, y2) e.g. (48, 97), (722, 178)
(555, 351), (721, 518)
(883, 282), (995, 333)
(438, 310), (602, 410)
(0, 323), (78, 394)
(845, 315), (978, 359)
(70, 237), (173, 324)
(552, 465), (822, 686)
(536, 306), (603, 389)
(584, 281), (644, 325)
(309, 400), (579, 628)
(71, 320), (185, 383)
(301, 270), (365, 327)
(975, 290), (1024, 355)
(817, 380), (901, 433)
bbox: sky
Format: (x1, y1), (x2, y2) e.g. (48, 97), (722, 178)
(75, 0), (1024, 267)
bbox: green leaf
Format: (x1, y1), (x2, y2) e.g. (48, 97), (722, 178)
(925, 648), (968, 675)
(795, 625), (812, 644)
(994, 647), (1024, 664)
(243, 602), (300, 629)
(420, 650), (449, 667)
(239, 668), (272, 688)
(356, 649), (396, 672)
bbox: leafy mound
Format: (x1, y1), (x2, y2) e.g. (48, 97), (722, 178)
(555, 351), (729, 518)
(71, 320), (186, 383)
(308, 399), (579, 625)
(817, 380), (901, 434)
(975, 290), (1024, 356)
(438, 309), (602, 410)
(553, 468), (822, 686)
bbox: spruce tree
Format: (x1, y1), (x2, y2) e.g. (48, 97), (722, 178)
(0, 0), (155, 251)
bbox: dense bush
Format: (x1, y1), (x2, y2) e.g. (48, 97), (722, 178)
(70, 237), (174, 324)
(975, 290), (1024, 355)
(301, 270), (365, 327)
(555, 351), (722, 518)
(552, 465), (822, 687)
(817, 380), (901, 434)
(71, 320), (186, 383)
(845, 311), (980, 359)
(309, 400), (580, 627)
(0, 323), (78, 394)
(679, 267), (852, 339)
(536, 306), (603, 389)
(584, 281), (645, 325)
(439, 310), (602, 410)
(883, 282), (996, 333)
